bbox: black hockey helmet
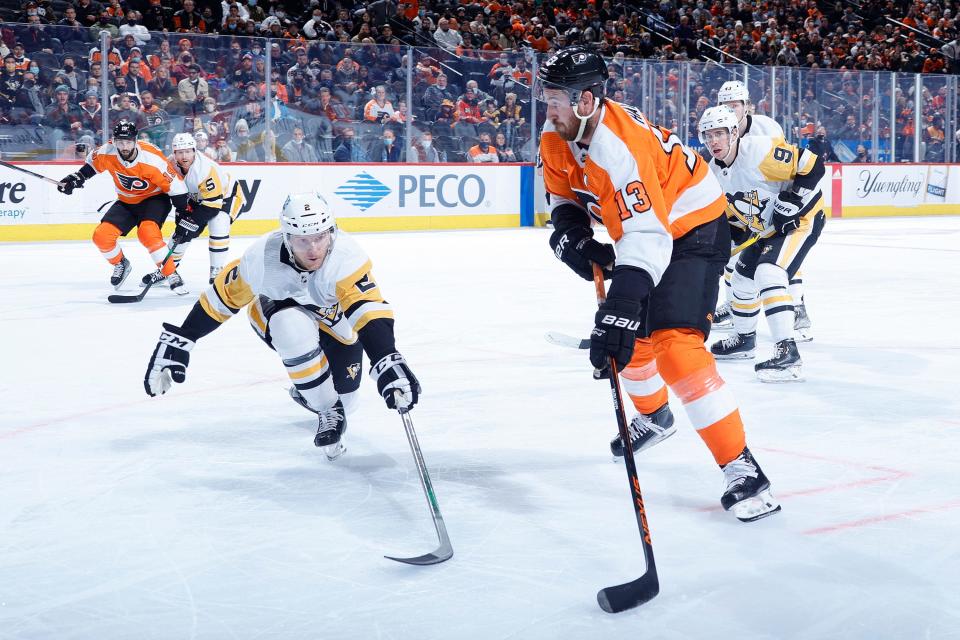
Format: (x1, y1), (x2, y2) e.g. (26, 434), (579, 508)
(535, 46), (608, 104)
(113, 119), (138, 141)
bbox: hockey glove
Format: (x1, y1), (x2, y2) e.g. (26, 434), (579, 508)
(590, 298), (642, 379)
(144, 323), (196, 397)
(371, 352), (421, 411)
(57, 172), (85, 195)
(771, 192), (803, 235)
(549, 225), (615, 281)
(172, 215), (201, 244)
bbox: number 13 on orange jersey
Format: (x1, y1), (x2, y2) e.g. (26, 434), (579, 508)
(614, 180), (652, 221)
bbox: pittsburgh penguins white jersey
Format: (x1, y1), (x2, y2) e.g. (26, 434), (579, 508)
(741, 114), (784, 139)
(707, 136), (822, 236)
(196, 230), (392, 345)
(170, 151), (244, 219)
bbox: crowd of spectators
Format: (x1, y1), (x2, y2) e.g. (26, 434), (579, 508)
(0, 0), (956, 163)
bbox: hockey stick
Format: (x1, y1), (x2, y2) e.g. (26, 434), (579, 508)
(545, 331), (589, 350)
(0, 159), (64, 186)
(106, 245), (177, 304)
(384, 403), (453, 566)
(592, 263), (659, 613)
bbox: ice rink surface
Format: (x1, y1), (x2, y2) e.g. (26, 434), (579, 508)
(2, 216), (959, 639)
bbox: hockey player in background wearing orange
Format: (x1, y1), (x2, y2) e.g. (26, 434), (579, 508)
(537, 47), (780, 522)
(58, 120), (192, 294)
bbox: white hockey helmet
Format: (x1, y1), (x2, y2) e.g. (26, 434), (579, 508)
(698, 105), (740, 144)
(717, 80), (750, 104)
(171, 132), (197, 151)
(280, 191), (336, 237)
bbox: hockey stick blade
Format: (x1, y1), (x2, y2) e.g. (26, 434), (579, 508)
(544, 331), (589, 350)
(107, 286), (152, 304)
(598, 573), (660, 613)
(385, 406), (454, 566)
(384, 537), (453, 565)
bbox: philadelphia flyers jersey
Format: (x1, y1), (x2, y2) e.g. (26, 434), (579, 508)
(540, 100), (726, 284)
(706, 136), (823, 236)
(195, 230), (393, 346)
(87, 141), (187, 204)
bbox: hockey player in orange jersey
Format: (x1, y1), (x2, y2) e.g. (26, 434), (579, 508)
(57, 120), (191, 294)
(537, 47), (780, 522)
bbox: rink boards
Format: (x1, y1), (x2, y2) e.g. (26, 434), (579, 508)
(0, 162), (536, 242)
(1, 161), (957, 242)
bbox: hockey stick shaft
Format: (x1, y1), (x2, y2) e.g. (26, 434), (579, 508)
(384, 404), (453, 565)
(107, 245), (178, 304)
(0, 159), (64, 186)
(592, 263), (659, 612)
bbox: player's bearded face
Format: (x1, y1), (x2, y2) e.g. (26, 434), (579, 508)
(543, 89), (580, 141)
(115, 138), (136, 160)
(289, 230), (334, 271)
(174, 148), (196, 168)
(703, 129), (733, 160)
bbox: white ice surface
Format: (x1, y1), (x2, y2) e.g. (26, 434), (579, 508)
(1, 216), (959, 639)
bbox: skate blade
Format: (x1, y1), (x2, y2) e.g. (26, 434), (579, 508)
(113, 271), (131, 291)
(712, 351), (756, 360)
(730, 488), (782, 522)
(711, 321), (734, 332)
(171, 287), (190, 296)
(756, 366), (804, 383)
(324, 441), (346, 461)
(794, 328), (814, 342)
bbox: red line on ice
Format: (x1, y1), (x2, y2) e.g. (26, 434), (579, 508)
(802, 500), (960, 535)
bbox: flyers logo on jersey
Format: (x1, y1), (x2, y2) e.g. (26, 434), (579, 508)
(116, 173), (150, 191)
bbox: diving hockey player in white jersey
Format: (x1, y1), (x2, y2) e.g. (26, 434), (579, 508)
(699, 106), (825, 382)
(143, 191), (421, 460)
(141, 133), (247, 289)
(712, 80), (813, 341)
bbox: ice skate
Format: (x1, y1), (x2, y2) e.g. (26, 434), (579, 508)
(313, 399), (347, 461)
(140, 269), (166, 287)
(110, 256), (131, 289)
(794, 303), (813, 342)
(712, 301), (733, 331)
(754, 338), (803, 382)
(610, 404), (676, 458)
(720, 447), (781, 522)
(167, 272), (189, 296)
(711, 332), (756, 360)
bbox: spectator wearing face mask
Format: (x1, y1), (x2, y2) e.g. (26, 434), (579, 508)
(119, 11), (151, 46)
(378, 130), (402, 163)
(468, 133), (498, 163)
(409, 131), (442, 162)
(281, 126), (320, 162)
(434, 18), (463, 52)
(806, 125), (838, 162)
(333, 126), (368, 162)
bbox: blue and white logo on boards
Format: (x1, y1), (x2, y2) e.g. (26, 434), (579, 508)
(335, 172), (390, 211)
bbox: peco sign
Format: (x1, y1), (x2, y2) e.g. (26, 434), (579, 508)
(398, 173), (486, 208)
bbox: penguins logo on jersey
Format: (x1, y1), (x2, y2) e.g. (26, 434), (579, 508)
(116, 173), (150, 191)
(726, 190), (767, 234)
(315, 303), (343, 326)
(346, 363), (360, 380)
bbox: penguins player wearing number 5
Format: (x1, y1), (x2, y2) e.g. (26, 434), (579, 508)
(698, 106), (825, 382)
(538, 47), (780, 522)
(143, 191), (421, 461)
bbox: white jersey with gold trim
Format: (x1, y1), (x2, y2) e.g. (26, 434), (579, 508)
(171, 151), (244, 219)
(741, 114), (784, 139)
(707, 136), (822, 236)
(198, 230), (393, 345)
